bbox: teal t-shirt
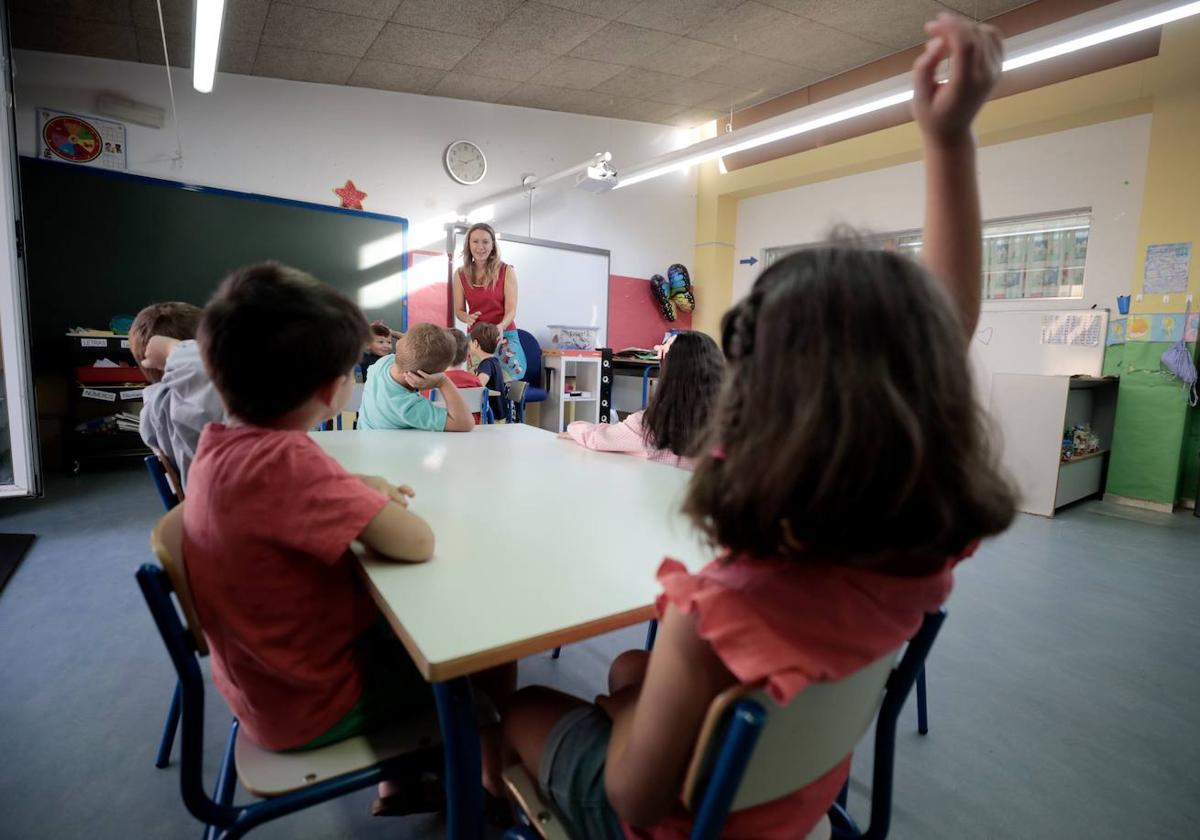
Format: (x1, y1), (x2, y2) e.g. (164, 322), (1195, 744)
(357, 354), (449, 431)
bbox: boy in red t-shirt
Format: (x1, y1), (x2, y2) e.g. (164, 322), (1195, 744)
(184, 263), (456, 813)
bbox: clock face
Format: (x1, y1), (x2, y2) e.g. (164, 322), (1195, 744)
(445, 140), (487, 185)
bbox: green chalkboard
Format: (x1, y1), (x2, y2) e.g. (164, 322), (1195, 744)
(19, 158), (408, 370)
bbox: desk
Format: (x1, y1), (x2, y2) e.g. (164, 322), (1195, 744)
(612, 357), (659, 411)
(312, 424), (711, 838)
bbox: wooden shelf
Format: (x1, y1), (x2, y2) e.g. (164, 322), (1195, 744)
(1060, 448), (1110, 465)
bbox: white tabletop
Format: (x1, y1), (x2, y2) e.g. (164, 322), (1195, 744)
(313, 424), (714, 681)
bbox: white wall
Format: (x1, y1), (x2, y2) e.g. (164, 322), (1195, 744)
(11, 50), (696, 280)
(733, 115), (1153, 311)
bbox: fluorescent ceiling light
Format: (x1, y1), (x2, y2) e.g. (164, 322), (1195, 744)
(193, 0), (226, 93)
(614, 0), (1200, 190)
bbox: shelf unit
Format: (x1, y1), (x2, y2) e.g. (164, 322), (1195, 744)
(989, 374), (1119, 517)
(66, 333), (149, 473)
(538, 353), (602, 433)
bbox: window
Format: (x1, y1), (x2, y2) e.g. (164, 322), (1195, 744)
(763, 209), (1092, 302)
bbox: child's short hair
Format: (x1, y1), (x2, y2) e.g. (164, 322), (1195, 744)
(129, 302), (202, 383)
(398, 323), (456, 374)
(685, 243), (1016, 573)
(370, 322), (392, 338)
(470, 322), (500, 354)
(199, 262), (368, 426)
(447, 328), (470, 366)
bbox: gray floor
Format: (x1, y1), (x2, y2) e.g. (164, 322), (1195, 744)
(0, 464), (1197, 839)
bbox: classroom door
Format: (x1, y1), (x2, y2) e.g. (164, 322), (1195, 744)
(0, 12), (41, 499)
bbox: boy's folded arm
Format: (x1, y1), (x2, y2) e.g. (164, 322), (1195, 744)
(358, 502), (435, 562)
(436, 376), (475, 432)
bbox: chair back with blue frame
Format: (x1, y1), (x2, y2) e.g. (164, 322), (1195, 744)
(430, 386), (493, 424)
(516, 329), (547, 405)
(145, 453), (181, 510)
(504, 609), (947, 840)
(138, 507), (442, 839)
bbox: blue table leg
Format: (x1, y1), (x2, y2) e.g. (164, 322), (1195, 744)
(916, 665), (929, 735)
(434, 678), (484, 840)
(641, 366), (658, 409)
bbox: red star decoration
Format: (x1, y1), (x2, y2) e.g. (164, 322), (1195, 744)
(334, 179), (367, 210)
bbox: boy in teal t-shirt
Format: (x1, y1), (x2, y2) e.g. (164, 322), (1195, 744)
(358, 324), (474, 432)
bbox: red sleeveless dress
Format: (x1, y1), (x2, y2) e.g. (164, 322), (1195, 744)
(458, 264), (516, 330)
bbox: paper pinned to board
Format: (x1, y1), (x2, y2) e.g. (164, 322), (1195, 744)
(1040, 313), (1102, 346)
(1143, 242), (1191, 294)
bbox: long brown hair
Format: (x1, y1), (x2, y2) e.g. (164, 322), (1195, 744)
(684, 243), (1016, 574)
(642, 331), (724, 457)
(460, 222), (501, 288)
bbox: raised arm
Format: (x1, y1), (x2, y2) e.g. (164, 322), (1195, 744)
(912, 14), (1003, 337)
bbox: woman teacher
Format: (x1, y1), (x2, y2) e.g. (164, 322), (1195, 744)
(453, 222), (526, 380)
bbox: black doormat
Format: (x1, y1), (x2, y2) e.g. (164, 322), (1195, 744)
(0, 533), (35, 595)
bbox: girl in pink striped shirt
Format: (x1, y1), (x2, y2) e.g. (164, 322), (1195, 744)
(562, 331), (723, 469)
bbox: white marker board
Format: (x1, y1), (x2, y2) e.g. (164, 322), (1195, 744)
(451, 228), (609, 349)
(970, 308), (1108, 400)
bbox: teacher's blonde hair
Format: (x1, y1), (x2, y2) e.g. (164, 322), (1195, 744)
(461, 222), (501, 288)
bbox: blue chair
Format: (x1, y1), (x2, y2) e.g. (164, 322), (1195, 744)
(137, 507), (442, 840)
(144, 454), (184, 770)
(514, 329), (547, 423)
(506, 610), (947, 840)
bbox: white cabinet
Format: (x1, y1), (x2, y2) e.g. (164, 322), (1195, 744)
(538, 354), (602, 433)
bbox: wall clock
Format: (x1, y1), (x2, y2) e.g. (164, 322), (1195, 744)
(445, 139), (487, 186)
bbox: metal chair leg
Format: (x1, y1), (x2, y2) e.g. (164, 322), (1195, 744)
(916, 666), (929, 735)
(155, 680), (183, 768)
(551, 646), (561, 659)
(645, 619), (658, 651)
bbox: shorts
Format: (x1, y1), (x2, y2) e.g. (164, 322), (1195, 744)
(289, 620), (434, 752)
(539, 705), (625, 840)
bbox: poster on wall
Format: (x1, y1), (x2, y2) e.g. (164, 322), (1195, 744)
(37, 109), (127, 171)
(1142, 242), (1191, 294)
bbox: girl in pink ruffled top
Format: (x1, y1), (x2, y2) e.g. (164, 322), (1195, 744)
(561, 331), (723, 470)
(501, 15), (1017, 839)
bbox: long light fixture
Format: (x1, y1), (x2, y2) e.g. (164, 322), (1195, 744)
(193, 0), (227, 93)
(614, 0), (1200, 190)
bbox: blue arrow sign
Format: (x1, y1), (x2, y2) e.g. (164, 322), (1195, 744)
(739, 256), (758, 266)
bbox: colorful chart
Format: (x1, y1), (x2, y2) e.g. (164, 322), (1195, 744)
(37, 109), (127, 171)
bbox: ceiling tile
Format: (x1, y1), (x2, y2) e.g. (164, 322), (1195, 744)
(135, 29), (258, 75)
(366, 24), (480, 69)
(651, 75), (736, 107)
(430, 71), (520, 103)
(488, 2), (609, 55)
(689, 1), (797, 50)
(693, 52), (816, 90)
(617, 0), (740, 36)
(130, 0), (269, 41)
(457, 41), (557, 82)
(539, 0), (640, 18)
(695, 86), (771, 114)
(569, 21), (679, 65)
(261, 3), (386, 57)
(13, 0), (131, 24)
(595, 68), (680, 100)
(502, 82), (586, 111)
(937, 0), (1032, 20)
(348, 60), (446, 93)
(251, 45), (359, 84)
(11, 13), (139, 62)
(606, 97), (683, 123)
(762, 0), (941, 50)
(669, 106), (724, 127)
(287, 0), (404, 19)
(630, 37), (737, 77)
(528, 56), (624, 90)
(392, 0), (525, 39)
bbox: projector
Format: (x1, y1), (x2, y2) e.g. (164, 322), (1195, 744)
(575, 159), (618, 193)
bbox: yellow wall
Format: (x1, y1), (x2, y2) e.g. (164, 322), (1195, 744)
(689, 21), (1200, 334)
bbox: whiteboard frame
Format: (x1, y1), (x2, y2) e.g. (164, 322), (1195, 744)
(444, 223), (611, 344)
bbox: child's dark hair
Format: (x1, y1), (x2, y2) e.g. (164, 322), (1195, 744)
(400, 323), (456, 373)
(642, 331), (724, 458)
(130, 302), (202, 383)
(448, 328), (470, 366)
(370, 322), (392, 338)
(684, 244), (1016, 574)
(199, 262), (368, 426)
(470, 322), (500, 354)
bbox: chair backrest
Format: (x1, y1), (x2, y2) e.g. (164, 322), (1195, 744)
(149, 506), (209, 656)
(683, 651), (897, 813)
(431, 386), (493, 423)
(517, 329), (542, 385)
(346, 382), (364, 413)
(683, 610), (947, 840)
(144, 452), (181, 511)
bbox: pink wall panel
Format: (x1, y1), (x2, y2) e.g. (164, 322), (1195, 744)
(607, 274), (692, 350)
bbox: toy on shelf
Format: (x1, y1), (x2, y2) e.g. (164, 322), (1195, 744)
(1061, 424), (1101, 462)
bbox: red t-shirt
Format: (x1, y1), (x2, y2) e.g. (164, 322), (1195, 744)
(458, 263), (516, 330)
(445, 368), (482, 389)
(183, 424), (390, 750)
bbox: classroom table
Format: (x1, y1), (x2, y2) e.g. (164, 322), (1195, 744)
(312, 424), (712, 839)
(611, 357), (660, 410)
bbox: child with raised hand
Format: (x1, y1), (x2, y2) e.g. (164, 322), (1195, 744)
(130, 301), (225, 489)
(561, 330), (722, 469)
(500, 16), (1016, 838)
(358, 322), (474, 432)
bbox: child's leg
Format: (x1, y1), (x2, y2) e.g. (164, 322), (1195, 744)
(502, 686), (591, 778)
(608, 650), (649, 695)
